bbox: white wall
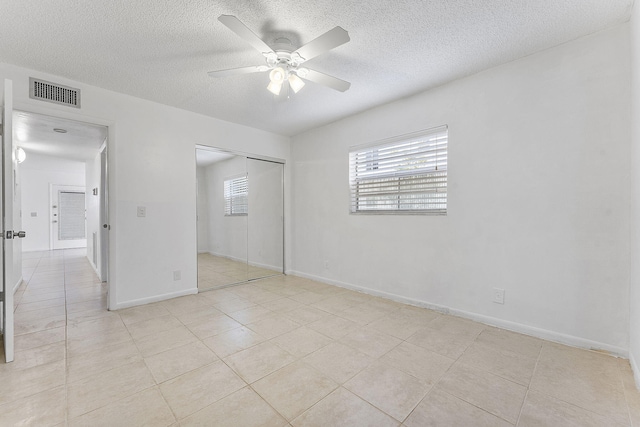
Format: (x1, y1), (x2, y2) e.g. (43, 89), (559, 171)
(21, 153), (85, 252)
(0, 62), (291, 309)
(629, 2), (640, 385)
(196, 166), (209, 253)
(291, 24), (631, 355)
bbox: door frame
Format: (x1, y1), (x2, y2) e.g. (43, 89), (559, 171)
(13, 102), (114, 309)
(99, 143), (108, 282)
(2, 79), (16, 362)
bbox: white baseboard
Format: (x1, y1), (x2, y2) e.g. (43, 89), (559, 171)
(247, 260), (282, 272)
(109, 287), (198, 310)
(287, 270), (628, 358)
(210, 252), (281, 272)
(631, 352), (640, 390)
(209, 251), (244, 264)
(87, 255), (101, 278)
(12, 276), (23, 294)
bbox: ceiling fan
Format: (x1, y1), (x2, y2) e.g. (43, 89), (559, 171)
(208, 15), (351, 96)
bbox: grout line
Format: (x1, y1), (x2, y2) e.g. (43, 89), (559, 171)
(515, 341), (544, 426)
(617, 361), (636, 427)
(63, 249), (70, 426)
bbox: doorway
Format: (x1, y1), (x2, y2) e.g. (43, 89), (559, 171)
(195, 146), (284, 291)
(15, 111), (109, 283)
(50, 184), (86, 250)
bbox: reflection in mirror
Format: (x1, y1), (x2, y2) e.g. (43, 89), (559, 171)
(247, 158), (284, 281)
(196, 147), (284, 291)
(197, 151), (248, 289)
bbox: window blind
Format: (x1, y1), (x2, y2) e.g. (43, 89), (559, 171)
(224, 174), (248, 215)
(349, 125), (448, 214)
(59, 191), (86, 239)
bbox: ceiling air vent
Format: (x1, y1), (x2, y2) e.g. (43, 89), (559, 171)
(29, 78), (81, 108)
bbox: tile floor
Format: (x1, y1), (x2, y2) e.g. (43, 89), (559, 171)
(197, 253), (281, 291)
(1, 248), (640, 426)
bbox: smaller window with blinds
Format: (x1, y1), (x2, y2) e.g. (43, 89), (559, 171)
(349, 125), (448, 214)
(224, 174), (248, 216)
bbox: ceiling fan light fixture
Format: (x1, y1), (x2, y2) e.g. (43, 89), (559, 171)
(213, 16), (351, 95)
(267, 80), (283, 95)
(288, 73), (305, 93)
(269, 67), (286, 84)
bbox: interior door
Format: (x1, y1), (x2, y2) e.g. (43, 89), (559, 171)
(1, 79), (15, 363)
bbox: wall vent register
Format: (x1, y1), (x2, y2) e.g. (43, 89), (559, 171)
(29, 77), (81, 108)
(349, 125), (448, 214)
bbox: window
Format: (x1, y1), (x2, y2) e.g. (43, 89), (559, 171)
(224, 174), (248, 215)
(349, 125), (448, 214)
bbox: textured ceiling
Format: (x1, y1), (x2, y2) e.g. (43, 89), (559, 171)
(0, 0), (633, 136)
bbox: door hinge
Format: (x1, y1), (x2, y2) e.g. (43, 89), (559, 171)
(0, 291), (4, 302)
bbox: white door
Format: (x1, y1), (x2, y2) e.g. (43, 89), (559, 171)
(1, 79), (16, 363)
(51, 185), (86, 250)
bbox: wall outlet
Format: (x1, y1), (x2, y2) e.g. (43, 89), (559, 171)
(30, 212), (37, 217)
(137, 206), (146, 217)
(173, 270), (181, 281)
(493, 288), (505, 304)
(323, 260), (329, 270)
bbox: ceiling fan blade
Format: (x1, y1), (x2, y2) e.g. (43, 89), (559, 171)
(302, 69), (351, 92)
(294, 27), (350, 62)
(218, 15), (274, 55)
(208, 66), (267, 78)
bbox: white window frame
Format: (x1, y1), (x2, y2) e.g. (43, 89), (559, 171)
(224, 174), (248, 216)
(349, 125), (448, 215)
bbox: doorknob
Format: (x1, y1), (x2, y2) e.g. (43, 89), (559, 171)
(1, 231), (26, 239)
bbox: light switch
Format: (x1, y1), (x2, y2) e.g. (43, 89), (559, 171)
(137, 206), (146, 217)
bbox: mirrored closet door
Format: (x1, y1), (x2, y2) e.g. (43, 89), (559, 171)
(196, 147), (284, 291)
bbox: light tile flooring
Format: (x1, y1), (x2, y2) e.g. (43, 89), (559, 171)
(198, 253), (281, 291)
(2, 249), (640, 426)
